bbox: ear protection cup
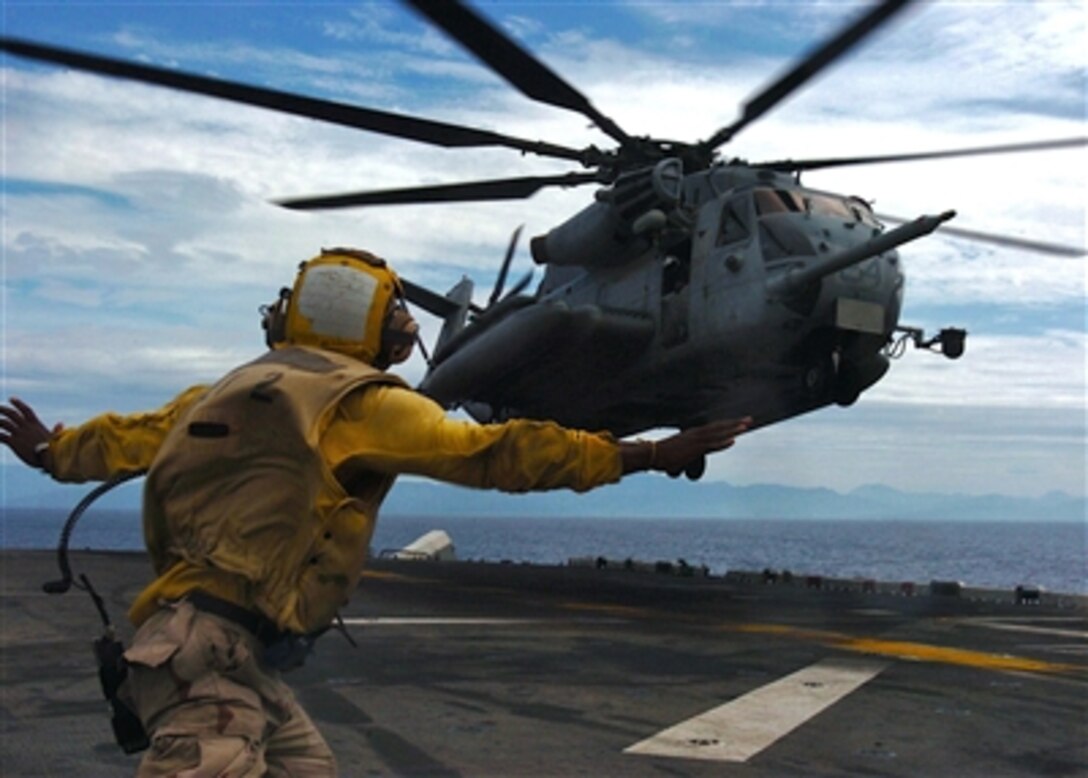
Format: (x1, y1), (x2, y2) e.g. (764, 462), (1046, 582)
(261, 288), (291, 348)
(378, 305), (418, 367)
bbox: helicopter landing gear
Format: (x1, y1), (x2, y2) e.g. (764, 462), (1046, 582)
(799, 353), (868, 407)
(832, 363), (862, 407)
(801, 354), (834, 399)
(799, 333), (890, 408)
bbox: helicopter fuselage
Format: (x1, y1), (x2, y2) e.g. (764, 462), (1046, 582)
(418, 162), (936, 437)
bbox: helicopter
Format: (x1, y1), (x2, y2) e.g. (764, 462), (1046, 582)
(2, 0), (1085, 482)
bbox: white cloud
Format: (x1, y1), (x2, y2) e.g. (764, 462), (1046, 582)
(322, 4), (457, 58)
(1, 0), (1084, 499)
(870, 330), (1086, 408)
(715, 401), (1086, 498)
(620, 0), (858, 40)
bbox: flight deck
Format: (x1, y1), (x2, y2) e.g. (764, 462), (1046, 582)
(2, 550), (1085, 776)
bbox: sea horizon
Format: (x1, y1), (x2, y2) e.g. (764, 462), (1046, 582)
(4, 509), (1084, 595)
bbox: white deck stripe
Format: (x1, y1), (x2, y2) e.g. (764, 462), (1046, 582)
(624, 657), (889, 763)
(963, 620), (1088, 640)
(340, 617), (546, 626)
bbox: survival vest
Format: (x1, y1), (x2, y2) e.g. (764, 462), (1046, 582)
(143, 346), (405, 634)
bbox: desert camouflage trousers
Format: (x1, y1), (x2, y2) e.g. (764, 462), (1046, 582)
(120, 601), (337, 777)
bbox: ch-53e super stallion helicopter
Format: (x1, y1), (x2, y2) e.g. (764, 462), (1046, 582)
(3, 0), (1085, 481)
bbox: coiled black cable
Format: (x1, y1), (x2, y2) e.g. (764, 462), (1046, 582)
(42, 470), (146, 596)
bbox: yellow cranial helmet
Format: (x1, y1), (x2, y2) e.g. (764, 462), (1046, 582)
(275, 248), (403, 364)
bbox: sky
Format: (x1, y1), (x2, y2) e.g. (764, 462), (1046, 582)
(1, 0), (1085, 507)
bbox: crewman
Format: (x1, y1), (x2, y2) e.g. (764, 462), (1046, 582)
(0, 247), (749, 776)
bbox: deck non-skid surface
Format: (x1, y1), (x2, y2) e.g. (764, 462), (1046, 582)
(2, 550), (1085, 777)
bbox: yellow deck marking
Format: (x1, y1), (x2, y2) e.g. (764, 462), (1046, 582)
(728, 623), (1086, 676)
(355, 572), (1085, 677)
(360, 569), (442, 584)
(360, 569), (413, 581)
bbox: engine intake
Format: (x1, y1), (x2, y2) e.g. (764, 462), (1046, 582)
(530, 158), (683, 268)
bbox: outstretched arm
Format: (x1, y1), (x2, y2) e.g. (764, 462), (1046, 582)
(331, 386), (750, 493)
(0, 397), (61, 472)
(2, 386), (207, 483)
(619, 417), (751, 475)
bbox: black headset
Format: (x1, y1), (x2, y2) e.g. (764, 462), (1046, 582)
(260, 287), (292, 349)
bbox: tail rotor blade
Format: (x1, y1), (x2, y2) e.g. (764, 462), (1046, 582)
(505, 270), (534, 300)
(489, 225), (524, 307)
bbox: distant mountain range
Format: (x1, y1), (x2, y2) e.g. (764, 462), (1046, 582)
(380, 478), (1087, 522)
(8, 469), (1081, 522)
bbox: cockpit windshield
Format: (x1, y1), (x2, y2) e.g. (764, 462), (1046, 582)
(807, 192), (881, 227)
(753, 187), (881, 228)
(805, 193), (854, 220)
(754, 188), (803, 215)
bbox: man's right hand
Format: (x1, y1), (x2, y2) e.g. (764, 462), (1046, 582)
(653, 417), (752, 474)
(621, 417), (752, 476)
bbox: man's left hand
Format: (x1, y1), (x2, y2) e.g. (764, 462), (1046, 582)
(0, 397), (62, 471)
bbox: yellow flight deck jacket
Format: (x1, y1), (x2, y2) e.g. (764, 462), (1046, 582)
(48, 346), (623, 634)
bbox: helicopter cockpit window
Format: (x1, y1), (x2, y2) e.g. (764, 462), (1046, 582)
(716, 201), (750, 247)
(753, 188), (815, 261)
(805, 193), (855, 220)
(754, 188), (803, 215)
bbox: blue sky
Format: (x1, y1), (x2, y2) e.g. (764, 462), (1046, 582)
(2, 0), (1085, 505)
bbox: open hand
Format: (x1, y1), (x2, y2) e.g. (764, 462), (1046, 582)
(0, 397), (63, 470)
(653, 417), (752, 475)
(621, 417), (751, 476)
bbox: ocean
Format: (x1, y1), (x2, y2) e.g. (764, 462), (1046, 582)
(3, 509), (1085, 594)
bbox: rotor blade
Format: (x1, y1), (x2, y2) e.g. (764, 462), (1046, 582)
(0, 36), (587, 163)
(878, 213), (1086, 257)
(489, 225), (524, 307)
(403, 0), (631, 146)
(277, 172), (602, 210)
(757, 137), (1088, 172)
(401, 278), (482, 318)
(702, 0), (912, 151)
(504, 270), (535, 300)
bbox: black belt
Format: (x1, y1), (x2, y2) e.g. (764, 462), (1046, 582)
(185, 591), (287, 648)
